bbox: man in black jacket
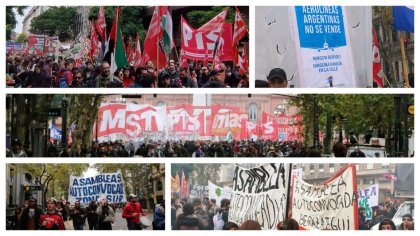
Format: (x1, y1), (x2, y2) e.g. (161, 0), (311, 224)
(19, 197), (43, 230)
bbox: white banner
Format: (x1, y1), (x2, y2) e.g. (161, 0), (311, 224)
(208, 181), (233, 207)
(68, 171), (126, 205)
(255, 6), (372, 88)
(229, 163), (290, 230)
(357, 183), (379, 220)
(291, 164), (358, 230)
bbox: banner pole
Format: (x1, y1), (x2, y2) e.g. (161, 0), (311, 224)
(285, 163), (293, 221)
(399, 33), (410, 87)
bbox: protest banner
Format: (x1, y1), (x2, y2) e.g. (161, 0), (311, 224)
(68, 171), (126, 205)
(290, 6), (356, 87)
(291, 164), (358, 230)
(255, 6), (372, 88)
(181, 17), (233, 61)
(189, 185), (209, 199)
(208, 181), (233, 207)
(229, 163), (290, 230)
(357, 184), (379, 220)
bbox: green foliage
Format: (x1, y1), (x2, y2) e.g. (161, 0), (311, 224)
(6, 6), (27, 41)
(30, 7), (77, 41)
(15, 33), (28, 43)
(186, 6), (246, 29)
(88, 6), (147, 46)
(171, 164), (221, 187)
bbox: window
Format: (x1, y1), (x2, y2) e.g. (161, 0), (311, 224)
(156, 101), (166, 107)
(249, 103), (258, 121)
(329, 164), (335, 173)
(366, 163), (374, 170)
(363, 178), (375, 185)
(319, 164), (324, 173)
(310, 164), (314, 174)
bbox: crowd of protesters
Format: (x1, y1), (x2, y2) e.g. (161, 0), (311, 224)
(6, 53), (249, 88)
(8, 195), (164, 230)
(171, 196), (414, 230)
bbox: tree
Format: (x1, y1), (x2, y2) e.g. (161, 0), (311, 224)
(15, 33), (28, 44)
(88, 6), (147, 46)
(30, 7), (77, 41)
(289, 94), (412, 154)
(6, 6), (27, 41)
(172, 164), (221, 187)
(19, 164), (88, 207)
(186, 6), (247, 29)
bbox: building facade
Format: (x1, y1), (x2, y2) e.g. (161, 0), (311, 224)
(22, 6), (50, 35)
(6, 164), (43, 207)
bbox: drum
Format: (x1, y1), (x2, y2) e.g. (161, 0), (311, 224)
(139, 216), (152, 228)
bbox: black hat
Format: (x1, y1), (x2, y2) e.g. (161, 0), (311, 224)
(12, 138), (21, 146)
(267, 68), (287, 82)
(28, 196), (37, 202)
(159, 71), (170, 79)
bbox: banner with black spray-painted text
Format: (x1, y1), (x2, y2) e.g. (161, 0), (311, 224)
(229, 163), (290, 230)
(68, 171), (126, 205)
(291, 164), (358, 230)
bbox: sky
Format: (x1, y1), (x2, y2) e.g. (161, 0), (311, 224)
(83, 164), (98, 177)
(14, 7), (31, 34)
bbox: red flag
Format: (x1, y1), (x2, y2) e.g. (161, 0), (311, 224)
(179, 49), (189, 68)
(89, 20), (100, 59)
(198, 7), (228, 32)
(238, 46), (249, 75)
(27, 34), (38, 53)
(180, 168), (188, 198)
(96, 6), (106, 41)
(134, 33), (142, 69)
(233, 45), (239, 66)
(383, 173), (398, 180)
(143, 6), (167, 69)
(233, 7), (248, 46)
(372, 28), (384, 88)
(127, 36), (134, 64)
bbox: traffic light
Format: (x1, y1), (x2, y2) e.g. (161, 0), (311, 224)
(47, 108), (61, 116)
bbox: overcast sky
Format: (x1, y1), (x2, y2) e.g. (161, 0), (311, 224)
(14, 7), (31, 34)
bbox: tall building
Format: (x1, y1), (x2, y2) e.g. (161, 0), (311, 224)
(6, 164), (43, 207)
(150, 164), (165, 204)
(74, 6), (92, 38)
(293, 163), (396, 202)
(22, 6), (50, 35)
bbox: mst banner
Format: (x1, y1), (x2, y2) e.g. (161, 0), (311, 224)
(68, 171), (126, 205)
(291, 164), (358, 230)
(229, 163), (290, 230)
(291, 6), (357, 88)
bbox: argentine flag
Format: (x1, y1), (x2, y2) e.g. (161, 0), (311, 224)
(393, 6), (414, 32)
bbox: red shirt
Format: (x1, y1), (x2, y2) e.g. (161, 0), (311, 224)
(122, 202), (145, 223)
(123, 76), (134, 88)
(40, 212), (65, 230)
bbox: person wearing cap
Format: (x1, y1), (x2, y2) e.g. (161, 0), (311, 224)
(202, 68), (228, 88)
(267, 68), (288, 88)
(9, 138), (27, 157)
(122, 194), (146, 230)
(40, 199), (65, 230)
(158, 70), (172, 88)
(19, 197), (43, 230)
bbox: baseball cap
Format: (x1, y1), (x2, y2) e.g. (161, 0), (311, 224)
(267, 68), (287, 82)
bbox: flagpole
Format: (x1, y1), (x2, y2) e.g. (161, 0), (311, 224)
(399, 33), (410, 87)
(285, 163), (293, 220)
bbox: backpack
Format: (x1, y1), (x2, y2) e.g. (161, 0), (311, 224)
(59, 77), (69, 88)
(195, 209), (210, 230)
(213, 212), (225, 230)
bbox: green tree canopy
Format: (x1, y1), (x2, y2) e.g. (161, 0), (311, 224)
(30, 7), (77, 41)
(88, 6), (147, 46)
(6, 6), (27, 41)
(185, 6), (244, 29)
(15, 33), (28, 44)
